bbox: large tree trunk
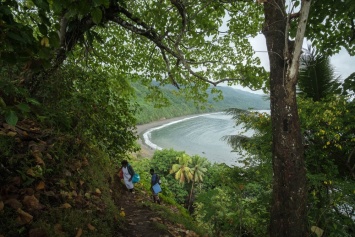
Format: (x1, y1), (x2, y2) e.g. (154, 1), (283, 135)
(262, 0), (311, 236)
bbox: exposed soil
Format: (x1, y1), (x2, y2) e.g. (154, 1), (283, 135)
(111, 174), (199, 237)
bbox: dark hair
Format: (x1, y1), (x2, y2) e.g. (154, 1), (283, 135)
(150, 168), (154, 173)
(121, 160), (128, 165)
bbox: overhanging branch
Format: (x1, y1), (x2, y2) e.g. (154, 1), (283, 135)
(288, 0), (312, 80)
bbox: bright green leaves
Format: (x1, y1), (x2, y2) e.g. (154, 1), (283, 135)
(298, 46), (342, 101)
(170, 154), (193, 184)
(306, 0), (355, 56)
(4, 110), (18, 126)
(0, 99), (37, 126)
(299, 97), (349, 145)
(0, 2), (37, 64)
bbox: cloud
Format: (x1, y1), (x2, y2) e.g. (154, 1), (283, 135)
(330, 48), (355, 79)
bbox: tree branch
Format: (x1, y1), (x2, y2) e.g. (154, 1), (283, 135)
(288, 0), (312, 80)
(350, 17), (355, 43)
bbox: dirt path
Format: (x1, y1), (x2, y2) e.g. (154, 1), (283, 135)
(111, 173), (171, 236)
(111, 173), (199, 237)
(116, 116), (203, 236)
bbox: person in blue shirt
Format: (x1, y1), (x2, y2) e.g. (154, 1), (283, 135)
(150, 168), (161, 204)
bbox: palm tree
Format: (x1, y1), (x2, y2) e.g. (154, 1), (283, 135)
(298, 45), (341, 101)
(343, 72), (355, 97)
(170, 153), (193, 184)
(187, 156), (208, 211)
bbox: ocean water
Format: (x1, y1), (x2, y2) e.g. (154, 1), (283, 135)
(143, 112), (255, 166)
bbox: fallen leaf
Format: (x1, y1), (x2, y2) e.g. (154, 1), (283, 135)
(69, 181), (76, 190)
(17, 208), (33, 225)
(7, 131), (17, 137)
(87, 223), (96, 231)
(24, 187), (34, 195)
(11, 176), (22, 185)
(32, 151), (45, 165)
(27, 168), (36, 177)
(29, 228), (48, 237)
(54, 224), (64, 234)
(3, 123), (16, 131)
(23, 195), (44, 210)
(95, 188), (101, 195)
(36, 181), (45, 190)
(311, 226), (324, 237)
(119, 210), (125, 217)
(28, 141), (36, 148)
(44, 191), (56, 197)
(64, 169), (72, 177)
(36, 156), (45, 166)
(72, 160), (82, 171)
(75, 228), (83, 237)
(79, 180), (84, 186)
(46, 153), (53, 160)
(60, 203), (71, 209)
(149, 217), (162, 222)
(5, 198), (22, 209)
(82, 157), (89, 166)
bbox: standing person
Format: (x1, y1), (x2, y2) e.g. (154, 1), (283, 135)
(150, 168), (161, 204)
(121, 160), (135, 193)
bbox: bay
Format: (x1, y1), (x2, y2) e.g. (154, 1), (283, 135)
(143, 112), (255, 166)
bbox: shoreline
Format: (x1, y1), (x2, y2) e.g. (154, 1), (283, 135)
(133, 114), (203, 158)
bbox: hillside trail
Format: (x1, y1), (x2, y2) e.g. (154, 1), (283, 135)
(111, 173), (199, 237)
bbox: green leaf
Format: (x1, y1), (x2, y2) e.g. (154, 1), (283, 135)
(91, 8), (102, 24)
(27, 98), (41, 106)
(5, 110), (18, 126)
(16, 103), (30, 113)
(32, 0), (50, 11)
(38, 23), (48, 35)
(93, 0), (110, 8)
(6, 31), (23, 42)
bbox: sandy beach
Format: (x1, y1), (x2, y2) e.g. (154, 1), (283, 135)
(133, 115), (197, 158)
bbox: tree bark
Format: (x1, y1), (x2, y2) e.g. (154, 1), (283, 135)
(262, 0), (311, 236)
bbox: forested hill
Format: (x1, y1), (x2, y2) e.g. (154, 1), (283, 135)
(133, 82), (270, 124)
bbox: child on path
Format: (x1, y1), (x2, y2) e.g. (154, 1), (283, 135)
(150, 168), (161, 204)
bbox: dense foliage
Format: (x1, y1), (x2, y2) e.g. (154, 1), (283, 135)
(1, 0), (355, 236)
(222, 57), (355, 236)
(134, 82), (269, 124)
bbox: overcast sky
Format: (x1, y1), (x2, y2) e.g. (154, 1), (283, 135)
(233, 34), (355, 94)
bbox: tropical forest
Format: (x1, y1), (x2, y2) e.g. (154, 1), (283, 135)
(0, 1), (355, 237)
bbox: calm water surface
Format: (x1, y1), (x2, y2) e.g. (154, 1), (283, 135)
(143, 112), (255, 166)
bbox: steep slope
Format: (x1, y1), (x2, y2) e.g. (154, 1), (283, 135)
(0, 119), (202, 237)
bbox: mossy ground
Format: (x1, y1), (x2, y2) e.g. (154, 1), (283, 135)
(0, 119), (204, 237)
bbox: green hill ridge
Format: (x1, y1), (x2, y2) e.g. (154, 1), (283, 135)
(134, 82), (270, 124)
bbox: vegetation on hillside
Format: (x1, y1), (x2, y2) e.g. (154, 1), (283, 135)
(133, 81), (269, 124)
(1, 0), (355, 237)
(222, 49), (355, 236)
